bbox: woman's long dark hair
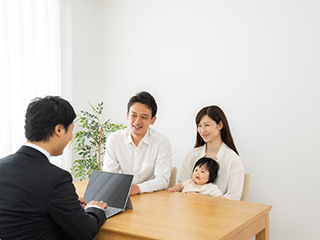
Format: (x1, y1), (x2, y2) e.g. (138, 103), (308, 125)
(194, 105), (238, 155)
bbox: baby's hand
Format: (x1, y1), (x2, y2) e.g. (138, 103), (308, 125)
(167, 187), (175, 192)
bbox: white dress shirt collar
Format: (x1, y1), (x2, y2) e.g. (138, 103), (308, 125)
(126, 128), (150, 146)
(23, 142), (51, 161)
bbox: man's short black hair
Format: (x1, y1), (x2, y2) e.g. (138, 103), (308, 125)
(24, 96), (76, 142)
(127, 91), (157, 118)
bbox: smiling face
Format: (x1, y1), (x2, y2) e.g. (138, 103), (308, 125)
(192, 164), (210, 185)
(197, 115), (222, 144)
(127, 102), (156, 142)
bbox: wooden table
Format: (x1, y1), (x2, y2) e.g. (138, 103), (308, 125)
(74, 180), (272, 240)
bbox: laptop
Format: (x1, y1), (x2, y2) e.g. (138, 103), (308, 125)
(83, 170), (133, 218)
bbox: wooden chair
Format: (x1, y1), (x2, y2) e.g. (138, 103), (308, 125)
(168, 166), (177, 187)
(241, 173), (251, 201)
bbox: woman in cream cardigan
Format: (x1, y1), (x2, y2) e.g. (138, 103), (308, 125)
(178, 105), (244, 200)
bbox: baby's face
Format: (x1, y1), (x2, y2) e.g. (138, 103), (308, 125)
(192, 165), (210, 185)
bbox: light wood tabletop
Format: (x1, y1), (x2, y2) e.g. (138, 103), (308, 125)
(74, 180), (272, 240)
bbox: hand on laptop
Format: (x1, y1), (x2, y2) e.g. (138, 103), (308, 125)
(87, 200), (108, 210)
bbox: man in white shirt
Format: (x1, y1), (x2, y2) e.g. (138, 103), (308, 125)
(103, 91), (172, 195)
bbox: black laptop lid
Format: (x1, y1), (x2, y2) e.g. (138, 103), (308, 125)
(83, 170), (133, 209)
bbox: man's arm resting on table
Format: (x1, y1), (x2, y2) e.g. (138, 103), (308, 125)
(136, 137), (172, 194)
(130, 185), (141, 196)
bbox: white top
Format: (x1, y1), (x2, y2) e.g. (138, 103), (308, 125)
(103, 128), (172, 193)
(182, 179), (223, 197)
(178, 143), (244, 200)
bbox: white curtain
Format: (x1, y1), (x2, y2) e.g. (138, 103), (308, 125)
(0, 0), (72, 168)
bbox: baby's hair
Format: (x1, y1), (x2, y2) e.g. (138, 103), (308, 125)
(193, 157), (220, 183)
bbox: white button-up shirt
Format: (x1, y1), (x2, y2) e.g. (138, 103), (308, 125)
(103, 128), (172, 193)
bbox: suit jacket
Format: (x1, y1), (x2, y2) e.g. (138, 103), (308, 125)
(0, 146), (106, 240)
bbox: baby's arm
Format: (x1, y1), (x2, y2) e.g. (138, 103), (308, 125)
(167, 183), (184, 193)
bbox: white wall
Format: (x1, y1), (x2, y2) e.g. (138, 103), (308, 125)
(71, 1), (320, 239)
(71, 0), (106, 112)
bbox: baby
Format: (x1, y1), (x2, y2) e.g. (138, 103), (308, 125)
(167, 157), (224, 198)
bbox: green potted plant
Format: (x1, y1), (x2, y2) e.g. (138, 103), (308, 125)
(70, 102), (126, 180)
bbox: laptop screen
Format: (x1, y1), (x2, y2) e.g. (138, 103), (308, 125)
(83, 171), (133, 209)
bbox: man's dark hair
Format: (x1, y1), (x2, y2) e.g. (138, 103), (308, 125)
(24, 96), (76, 142)
(127, 91), (157, 118)
(193, 157), (220, 183)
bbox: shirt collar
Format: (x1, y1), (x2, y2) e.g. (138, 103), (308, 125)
(23, 142), (51, 161)
(202, 142), (226, 161)
(126, 129), (150, 146)
(216, 142), (226, 160)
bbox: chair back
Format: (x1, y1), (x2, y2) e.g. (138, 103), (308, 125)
(241, 173), (251, 201)
(169, 166), (177, 188)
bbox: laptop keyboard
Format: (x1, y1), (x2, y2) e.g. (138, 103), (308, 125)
(104, 206), (122, 218)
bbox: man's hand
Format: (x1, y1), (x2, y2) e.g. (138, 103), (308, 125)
(78, 197), (87, 208)
(87, 200), (108, 210)
(130, 184), (141, 196)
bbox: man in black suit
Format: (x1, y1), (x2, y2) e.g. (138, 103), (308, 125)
(0, 96), (108, 240)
